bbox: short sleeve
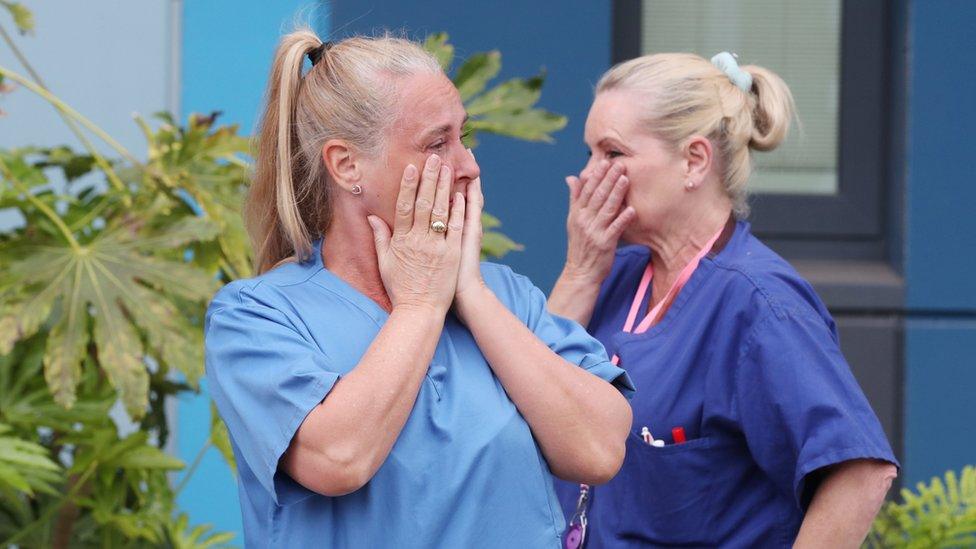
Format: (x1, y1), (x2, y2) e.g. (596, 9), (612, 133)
(734, 310), (898, 509)
(204, 289), (341, 505)
(510, 271), (635, 398)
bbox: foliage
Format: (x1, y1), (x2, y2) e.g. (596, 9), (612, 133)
(0, 7), (563, 546)
(865, 465), (976, 548)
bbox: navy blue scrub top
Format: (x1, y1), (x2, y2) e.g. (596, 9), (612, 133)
(555, 220), (897, 548)
(204, 238), (634, 548)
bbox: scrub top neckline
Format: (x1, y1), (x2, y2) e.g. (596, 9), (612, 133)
(309, 237), (390, 326)
(612, 219), (740, 347)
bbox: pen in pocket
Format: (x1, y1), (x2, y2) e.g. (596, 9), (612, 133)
(641, 426), (665, 447)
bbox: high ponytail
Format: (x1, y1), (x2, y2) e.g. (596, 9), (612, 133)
(247, 30), (321, 274)
(245, 29), (442, 274)
(742, 65), (795, 152)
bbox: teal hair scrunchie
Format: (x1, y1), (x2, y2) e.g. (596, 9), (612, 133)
(710, 51), (753, 92)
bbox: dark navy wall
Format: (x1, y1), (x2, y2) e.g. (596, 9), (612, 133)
(902, 0), (976, 485)
(332, 0), (613, 291)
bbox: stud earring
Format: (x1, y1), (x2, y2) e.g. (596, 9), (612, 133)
(351, 184), (363, 195)
(685, 181), (695, 190)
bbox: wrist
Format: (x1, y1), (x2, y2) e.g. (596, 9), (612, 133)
(453, 282), (492, 321)
(557, 263), (605, 291)
(392, 300), (449, 320)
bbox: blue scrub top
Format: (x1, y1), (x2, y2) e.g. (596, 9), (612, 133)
(555, 221), (897, 548)
(204, 238), (634, 548)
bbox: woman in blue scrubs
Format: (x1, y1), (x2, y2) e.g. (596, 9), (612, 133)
(548, 52), (898, 547)
(204, 31), (633, 548)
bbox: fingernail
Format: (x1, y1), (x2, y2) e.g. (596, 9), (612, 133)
(404, 164), (418, 179)
(428, 154), (441, 168)
(618, 176), (629, 185)
(440, 164), (451, 177)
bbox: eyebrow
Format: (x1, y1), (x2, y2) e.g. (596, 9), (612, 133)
(596, 136), (625, 150)
(420, 114), (470, 142)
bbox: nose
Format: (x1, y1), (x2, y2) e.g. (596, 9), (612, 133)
(451, 144), (481, 182)
(580, 157), (600, 181)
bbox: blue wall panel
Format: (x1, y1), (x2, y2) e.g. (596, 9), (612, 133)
(904, 0), (976, 311)
(904, 320), (976, 486)
(333, 0), (613, 291)
(902, 0), (976, 486)
(178, 1), (327, 539)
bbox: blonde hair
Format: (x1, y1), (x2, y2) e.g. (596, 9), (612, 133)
(597, 53), (796, 217)
(246, 29), (442, 274)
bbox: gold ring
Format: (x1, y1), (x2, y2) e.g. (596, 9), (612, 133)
(430, 220), (447, 233)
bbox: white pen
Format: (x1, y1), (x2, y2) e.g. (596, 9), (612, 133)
(641, 426), (665, 447)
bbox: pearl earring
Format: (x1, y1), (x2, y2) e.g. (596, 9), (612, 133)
(685, 181), (695, 190)
(351, 184), (363, 195)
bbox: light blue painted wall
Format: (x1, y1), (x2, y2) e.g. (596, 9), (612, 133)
(177, 1), (327, 540)
(902, 0), (976, 485)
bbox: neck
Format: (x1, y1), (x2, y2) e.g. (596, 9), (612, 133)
(322, 206), (392, 312)
(645, 202), (731, 303)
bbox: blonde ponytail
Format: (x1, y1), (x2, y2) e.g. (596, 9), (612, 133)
(246, 29), (441, 274)
(742, 65), (795, 152)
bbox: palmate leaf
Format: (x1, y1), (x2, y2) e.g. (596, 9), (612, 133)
(137, 113), (253, 279)
(0, 210), (220, 418)
(454, 51), (502, 101)
(422, 32), (454, 71)
(468, 109), (568, 143)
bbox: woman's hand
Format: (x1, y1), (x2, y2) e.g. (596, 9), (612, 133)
(548, 160), (635, 325)
(563, 160), (635, 285)
(367, 154), (466, 314)
(454, 170), (488, 313)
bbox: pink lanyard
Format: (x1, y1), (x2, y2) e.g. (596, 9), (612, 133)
(610, 225), (725, 365)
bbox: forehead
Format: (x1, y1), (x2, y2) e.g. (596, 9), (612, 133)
(585, 89), (647, 143)
(391, 72), (464, 136)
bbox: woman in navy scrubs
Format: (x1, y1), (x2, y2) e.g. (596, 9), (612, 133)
(548, 52), (899, 547)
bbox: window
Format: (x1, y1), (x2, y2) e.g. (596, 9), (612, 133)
(613, 0), (892, 257)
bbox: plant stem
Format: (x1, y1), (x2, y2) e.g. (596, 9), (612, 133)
(174, 438), (212, 495)
(0, 23), (129, 199)
(0, 155), (82, 252)
(0, 65), (140, 167)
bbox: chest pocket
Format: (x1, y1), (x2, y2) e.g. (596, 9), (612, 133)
(610, 432), (728, 546)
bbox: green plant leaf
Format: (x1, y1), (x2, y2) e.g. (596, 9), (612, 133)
(115, 445), (184, 470)
(0, 201), (221, 417)
(866, 465), (976, 548)
(454, 51), (501, 102)
(468, 109), (568, 143)
(422, 32), (454, 71)
(0, 423), (61, 497)
(465, 75), (544, 117)
(0, 1), (34, 34)
(210, 401), (236, 475)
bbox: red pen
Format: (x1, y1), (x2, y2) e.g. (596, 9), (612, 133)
(671, 427), (686, 444)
